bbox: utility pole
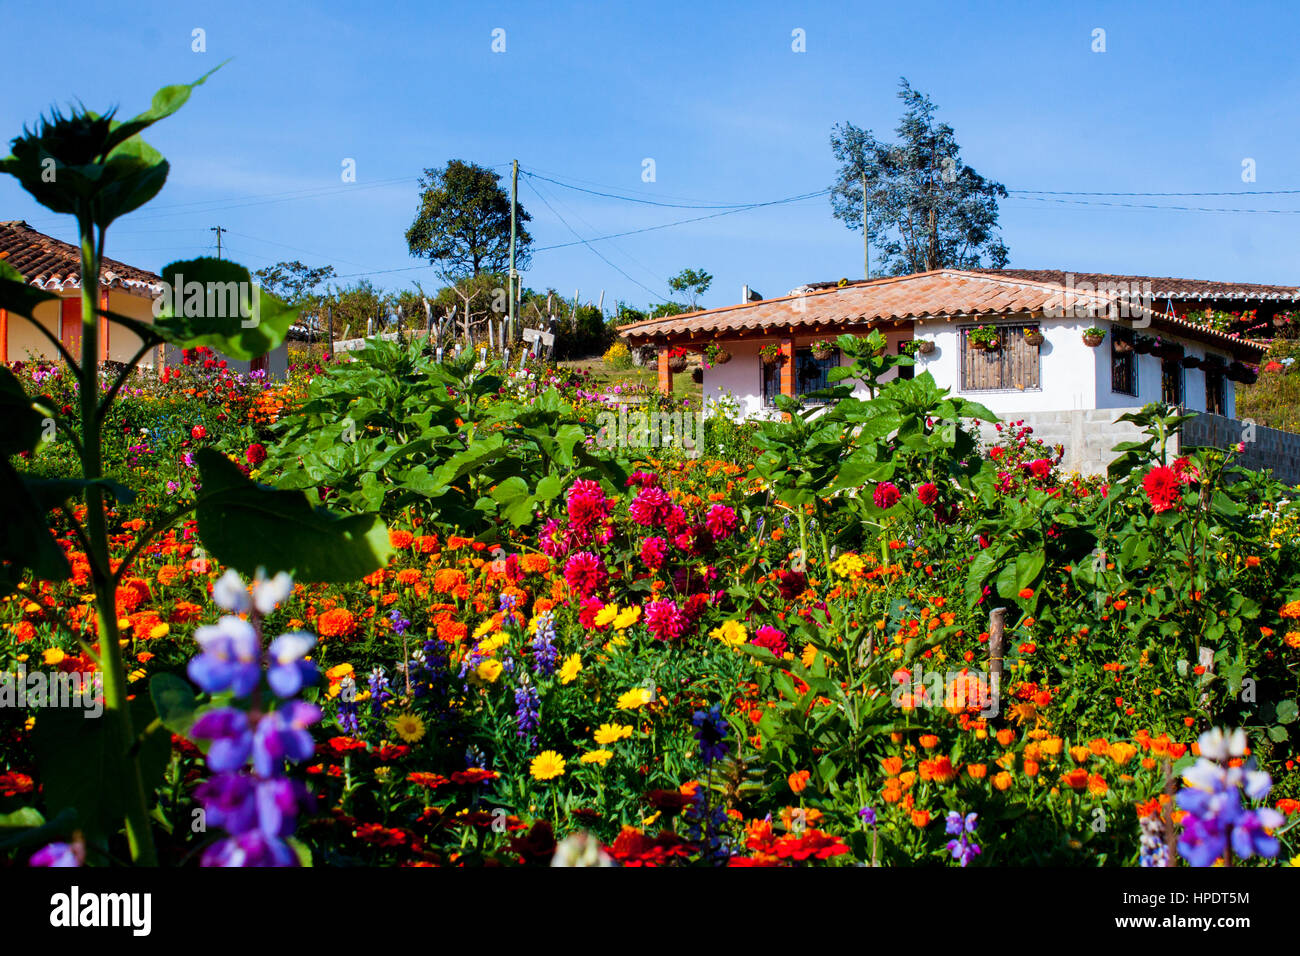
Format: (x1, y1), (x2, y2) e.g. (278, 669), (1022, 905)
(210, 225), (226, 260)
(861, 174), (869, 279)
(508, 159), (519, 343)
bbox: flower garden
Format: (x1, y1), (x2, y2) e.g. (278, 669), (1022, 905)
(1, 74), (1298, 870)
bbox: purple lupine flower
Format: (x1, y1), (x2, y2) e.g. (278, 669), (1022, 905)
(266, 631), (317, 698)
(1176, 726), (1283, 867)
(367, 667), (392, 716)
(201, 831), (298, 868)
(514, 677), (540, 748)
(191, 708), (253, 772)
(195, 772), (258, 834)
(691, 704), (730, 766)
(189, 616), (261, 697)
(257, 777), (311, 838)
(388, 607), (410, 636)
(858, 806), (877, 826)
(29, 842), (84, 867)
(530, 610), (558, 676)
(252, 701), (321, 777)
(944, 811), (981, 866)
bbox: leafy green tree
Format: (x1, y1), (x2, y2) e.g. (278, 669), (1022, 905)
(668, 267), (713, 310)
(406, 160), (532, 279)
(830, 79), (1009, 277)
(253, 260), (336, 305)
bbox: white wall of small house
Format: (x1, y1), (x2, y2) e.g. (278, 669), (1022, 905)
(702, 315), (1243, 421)
(701, 327), (913, 420)
(910, 314), (1099, 415)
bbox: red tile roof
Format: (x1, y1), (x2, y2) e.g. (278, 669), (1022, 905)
(618, 269), (1267, 360)
(0, 220), (162, 296)
(976, 269), (1300, 301)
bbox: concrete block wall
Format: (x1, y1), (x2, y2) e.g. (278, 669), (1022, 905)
(977, 408), (1300, 485)
(1182, 413), (1300, 486)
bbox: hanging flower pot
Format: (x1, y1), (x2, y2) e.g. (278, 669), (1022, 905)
(1113, 337), (1134, 355)
(1133, 336), (1155, 355)
(758, 343), (783, 365)
(703, 342), (732, 365)
(811, 340), (836, 360)
(969, 326), (1000, 352)
(1155, 341), (1182, 361)
(691, 366), (704, 384)
(1082, 328), (1106, 348)
(1022, 328), (1045, 347)
(1180, 354), (1203, 370)
(915, 339), (935, 355)
(1227, 361), (1257, 384)
(666, 346), (689, 373)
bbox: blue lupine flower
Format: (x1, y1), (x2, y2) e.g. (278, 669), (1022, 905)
(514, 678), (541, 748)
(531, 610), (559, 676)
(1176, 725), (1283, 866)
(691, 705), (730, 766)
(388, 607), (411, 636)
(266, 631), (317, 698)
(201, 830), (298, 868)
(195, 772), (257, 835)
(191, 708), (253, 772)
(944, 811), (981, 866)
(189, 617), (262, 697)
(252, 701), (321, 777)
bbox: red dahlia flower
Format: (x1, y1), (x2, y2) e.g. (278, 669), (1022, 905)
(1142, 466), (1182, 513)
(873, 482), (901, 509)
(563, 551), (606, 597)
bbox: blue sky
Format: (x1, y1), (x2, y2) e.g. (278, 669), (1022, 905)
(3, 0), (1298, 313)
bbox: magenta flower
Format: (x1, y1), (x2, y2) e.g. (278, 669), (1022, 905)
(629, 486), (672, 527)
(563, 551), (607, 597)
(640, 536), (669, 571)
(704, 504), (738, 541)
(873, 482), (901, 509)
(644, 599), (688, 641)
(566, 479), (608, 538)
(752, 625), (789, 657)
(916, 482), (939, 505)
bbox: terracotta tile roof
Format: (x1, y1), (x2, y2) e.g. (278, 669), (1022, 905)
(0, 220), (163, 296)
(974, 269), (1300, 301)
(618, 269), (1268, 360)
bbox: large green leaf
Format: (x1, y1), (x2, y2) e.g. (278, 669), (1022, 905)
(0, 461), (71, 587)
(0, 366), (50, 456)
(195, 448), (392, 582)
(153, 258), (297, 359)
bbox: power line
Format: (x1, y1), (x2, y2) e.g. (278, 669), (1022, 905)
(1008, 195), (1300, 214)
(524, 170), (808, 209)
(1011, 187), (1300, 197)
(523, 177), (674, 303)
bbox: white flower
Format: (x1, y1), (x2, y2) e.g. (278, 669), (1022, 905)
(1183, 757), (1225, 792)
(252, 570), (294, 615)
(268, 630), (315, 663)
(212, 569), (251, 614)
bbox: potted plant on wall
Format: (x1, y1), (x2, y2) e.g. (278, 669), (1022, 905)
(969, 325), (1000, 352)
(758, 342), (783, 365)
(1180, 353), (1203, 370)
(1082, 327), (1106, 347)
(1227, 361), (1258, 384)
(666, 345), (689, 373)
(811, 339), (836, 360)
(703, 341), (732, 365)
(1133, 334), (1155, 355)
(1022, 326), (1045, 347)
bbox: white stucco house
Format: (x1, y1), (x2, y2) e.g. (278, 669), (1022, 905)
(619, 269), (1296, 477)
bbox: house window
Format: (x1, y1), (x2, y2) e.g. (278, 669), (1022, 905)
(760, 348), (838, 406)
(761, 355), (780, 406)
(1161, 356), (1184, 406)
(960, 324), (1040, 391)
(1205, 362), (1226, 415)
(795, 349), (837, 403)
(1111, 328), (1136, 396)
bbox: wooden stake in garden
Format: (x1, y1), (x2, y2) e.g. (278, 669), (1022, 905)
(988, 606), (1006, 689)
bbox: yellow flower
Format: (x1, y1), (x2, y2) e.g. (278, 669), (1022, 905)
(1069, 745), (1092, 764)
(42, 648), (65, 666)
(149, 623), (170, 639)
(1039, 736), (1064, 756)
(710, 620), (748, 647)
(801, 643), (817, 668)
(530, 750), (566, 781)
(594, 604), (620, 628)
(580, 749), (613, 766)
(617, 687), (652, 710)
(326, 662), (354, 681)
(1108, 741), (1137, 766)
(479, 632), (510, 654)
(594, 722), (633, 745)
(128, 669), (147, 683)
(476, 659), (504, 683)
(392, 713), (426, 743)
(472, 618), (496, 641)
(613, 605), (641, 629)
(830, 553), (865, 578)
(559, 654), (582, 685)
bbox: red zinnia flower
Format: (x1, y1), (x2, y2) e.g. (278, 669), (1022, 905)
(245, 442), (267, 466)
(916, 482), (939, 505)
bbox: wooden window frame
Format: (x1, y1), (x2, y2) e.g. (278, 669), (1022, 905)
(959, 322), (1041, 391)
(1111, 327), (1137, 397)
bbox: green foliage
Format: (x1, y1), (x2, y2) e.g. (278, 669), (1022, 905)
(406, 159), (530, 279)
(265, 338), (626, 536)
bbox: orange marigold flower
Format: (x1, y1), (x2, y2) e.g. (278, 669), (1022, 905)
(788, 770), (811, 794)
(910, 809), (931, 828)
(918, 734), (940, 749)
(389, 529), (414, 549)
(1061, 768), (1089, 790)
(317, 607), (357, 639)
(881, 755), (903, 776)
(1087, 773), (1108, 797)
